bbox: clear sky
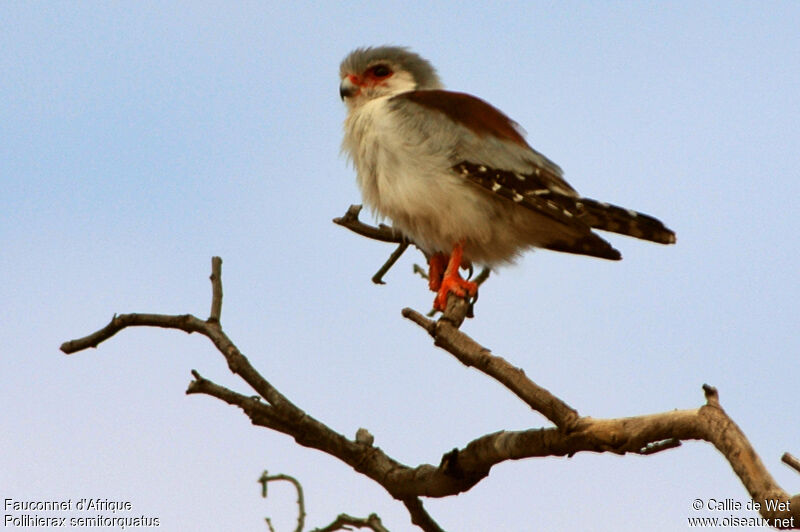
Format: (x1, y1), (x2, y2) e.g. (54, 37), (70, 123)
(2, 2), (798, 531)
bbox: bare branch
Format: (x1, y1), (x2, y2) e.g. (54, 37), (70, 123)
(186, 371), (295, 435)
(401, 306), (579, 430)
(333, 205), (404, 244)
(471, 266), (491, 287)
(209, 256), (223, 323)
(637, 438), (682, 455)
(401, 298), (799, 526)
(783, 453), (800, 475)
(333, 205), (415, 285)
(258, 471), (305, 532)
(60, 313), (201, 353)
(311, 512), (390, 532)
(413, 263), (429, 281)
(703, 382), (720, 406)
(372, 242), (409, 285)
(402, 498), (445, 532)
(62, 257), (800, 530)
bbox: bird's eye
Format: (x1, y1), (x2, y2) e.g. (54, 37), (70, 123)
(370, 65), (391, 77)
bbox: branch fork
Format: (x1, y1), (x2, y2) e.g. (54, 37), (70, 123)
(60, 236), (799, 529)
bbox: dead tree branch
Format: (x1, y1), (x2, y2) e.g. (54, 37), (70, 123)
(333, 205), (404, 244)
(402, 498), (445, 532)
(333, 205), (413, 285)
(311, 512), (389, 532)
(402, 305), (578, 429)
(60, 257), (800, 530)
(209, 255), (223, 323)
(402, 295), (799, 528)
(784, 453), (800, 475)
(372, 242), (409, 285)
(258, 471), (305, 532)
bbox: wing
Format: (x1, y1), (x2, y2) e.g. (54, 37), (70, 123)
(391, 90), (675, 243)
(388, 90), (675, 258)
(389, 90), (577, 196)
(453, 162), (676, 246)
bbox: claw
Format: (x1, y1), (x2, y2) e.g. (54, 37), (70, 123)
(434, 273), (477, 311)
(432, 242), (478, 312)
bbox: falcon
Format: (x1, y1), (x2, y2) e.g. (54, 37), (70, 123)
(339, 46), (675, 311)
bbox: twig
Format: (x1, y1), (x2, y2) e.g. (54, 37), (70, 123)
(258, 471), (305, 532)
(60, 313), (201, 353)
(702, 383), (720, 407)
(333, 205), (404, 243)
(412, 264), (429, 280)
(402, 498), (445, 532)
(638, 438), (682, 455)
(782, 453), (800, 475)
(311, 512), (390, 532)
(372, 242), (409, 285)
(334, 204), (414, 285)
(471, 267), (491, 287)
(209, 256), (223, 323)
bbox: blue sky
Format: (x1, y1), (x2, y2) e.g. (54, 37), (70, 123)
(2, 2), (798, 530)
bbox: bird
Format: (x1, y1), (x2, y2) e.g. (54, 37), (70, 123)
(339, 46), (675, 312)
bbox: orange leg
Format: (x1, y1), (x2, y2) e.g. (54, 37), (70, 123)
(427, 253), (448, 292)
(433, 242), (478, 312)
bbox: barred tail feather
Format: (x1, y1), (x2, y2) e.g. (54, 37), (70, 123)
(576, 198), (676, 245)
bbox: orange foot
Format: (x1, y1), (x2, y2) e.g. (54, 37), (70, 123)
(434, 272), (478, 311)
(432, 242), (478, 312)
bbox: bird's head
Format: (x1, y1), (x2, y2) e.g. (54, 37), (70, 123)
(339, 46), (442, 109)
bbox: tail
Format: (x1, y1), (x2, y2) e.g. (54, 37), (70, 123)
(575, 197), (676, 245)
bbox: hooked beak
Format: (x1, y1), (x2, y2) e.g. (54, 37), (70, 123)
(339, 77), (359, 100)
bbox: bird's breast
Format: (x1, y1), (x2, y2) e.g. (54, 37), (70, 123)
(341, 98), (530, 264)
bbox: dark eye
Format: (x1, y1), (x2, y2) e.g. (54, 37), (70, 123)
(371, 65), (391, 77)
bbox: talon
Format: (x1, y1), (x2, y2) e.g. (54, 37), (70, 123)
(434, 274), (478, 311)
(432, 242), (478, 311)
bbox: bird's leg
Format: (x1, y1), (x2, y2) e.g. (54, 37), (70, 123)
(427, 253), (449, 292)
(433, 242), (478, 311)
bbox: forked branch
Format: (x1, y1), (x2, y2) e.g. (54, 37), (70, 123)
(259, 471), (305, 532)
(402, 294), (799, 529)
(61, 256), (799, 530)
